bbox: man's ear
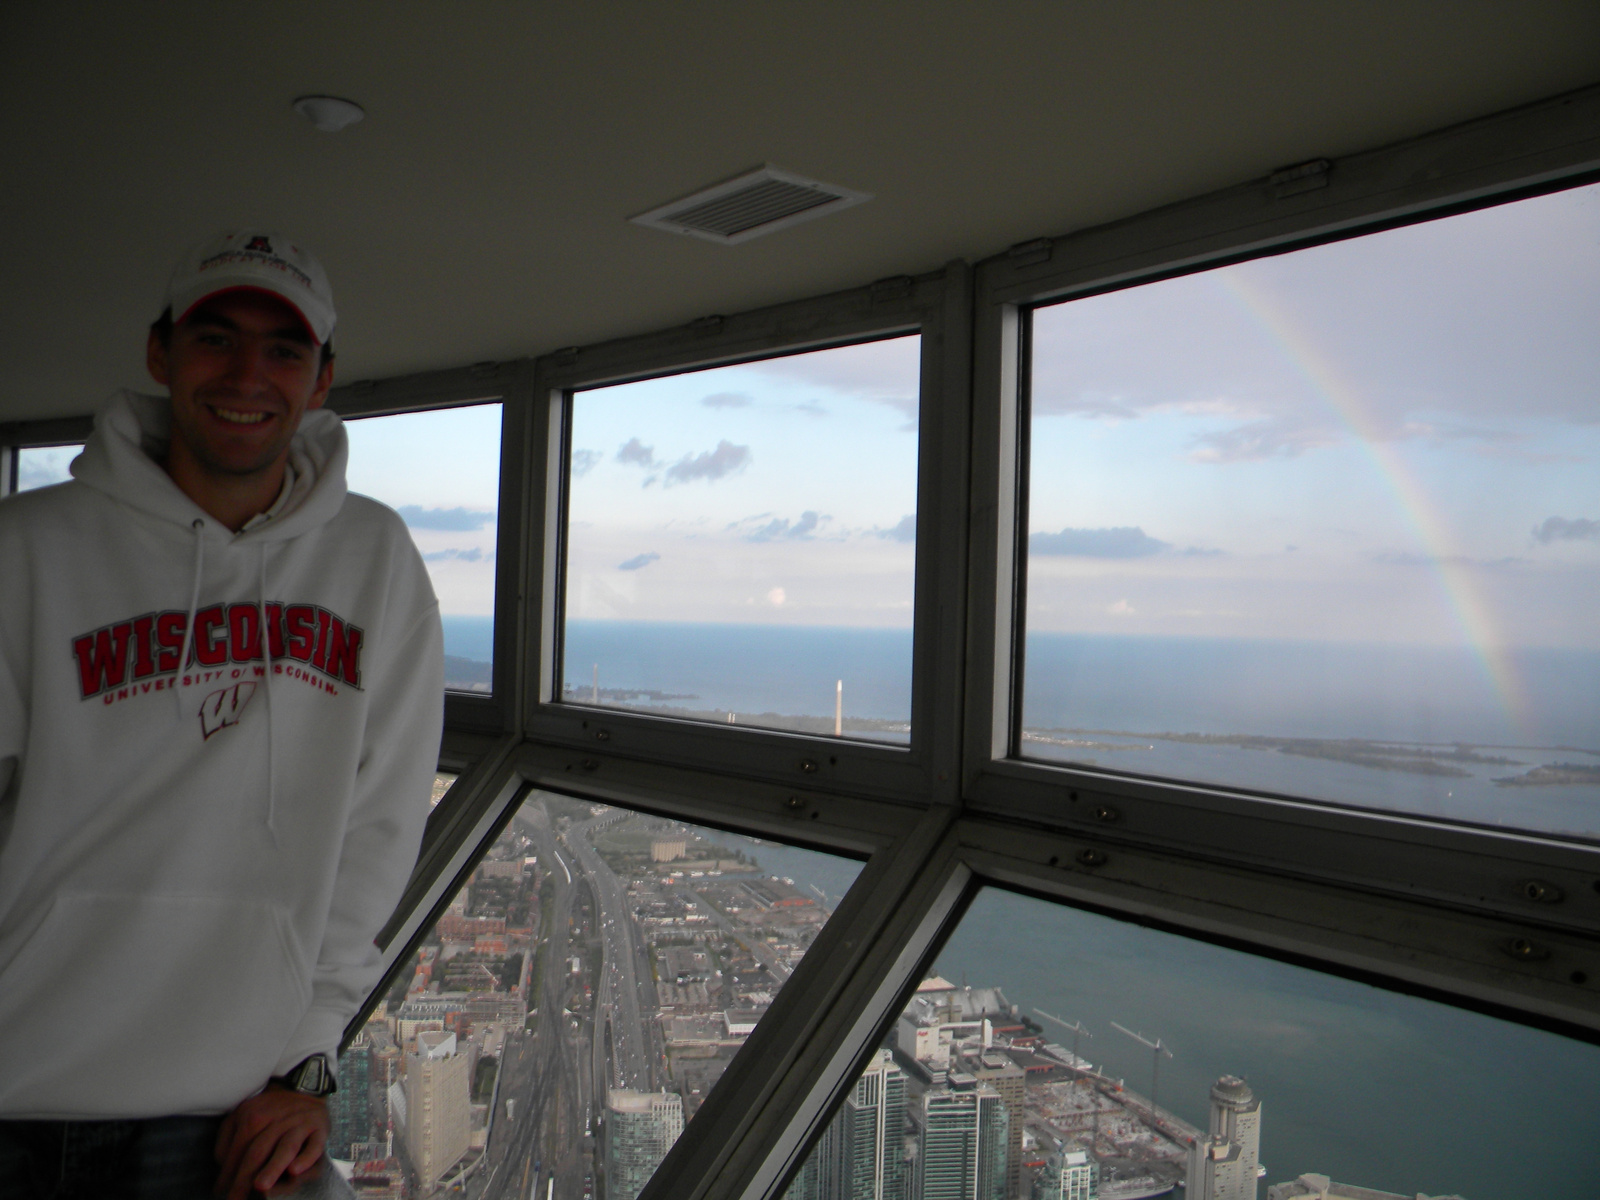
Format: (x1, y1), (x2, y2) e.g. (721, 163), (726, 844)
(308, 357), (334, 411)
(146, 329), (170, 386)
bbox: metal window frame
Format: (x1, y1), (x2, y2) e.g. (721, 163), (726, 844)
(955, 82), (1600, 1018)
(519, 265), (972, 810)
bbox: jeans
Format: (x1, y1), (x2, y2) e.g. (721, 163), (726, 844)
(0, 1116), (221, 1200)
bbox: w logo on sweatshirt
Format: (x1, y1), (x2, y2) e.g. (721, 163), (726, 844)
(199, 682), (257, 740)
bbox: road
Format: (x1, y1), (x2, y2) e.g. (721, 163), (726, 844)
(472, 801), (666, 1200)
(565, 814), (661, 1093)
(475, 804), (586, 1200)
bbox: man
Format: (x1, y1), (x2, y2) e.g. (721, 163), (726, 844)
(0, 232), (444, 1197)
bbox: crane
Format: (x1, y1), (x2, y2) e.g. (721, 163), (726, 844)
(1111, 1022), (1173, 1119)
(1032, 1009), (1092, 1073)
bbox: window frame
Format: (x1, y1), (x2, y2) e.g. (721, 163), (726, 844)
(955, 83), (1600, 1021)
(520, 267), (972, 810)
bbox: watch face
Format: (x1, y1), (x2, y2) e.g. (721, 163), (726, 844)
(296, 1055), (334, 1095)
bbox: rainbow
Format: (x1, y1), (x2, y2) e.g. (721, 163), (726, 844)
(1209, 269), (1530, 736)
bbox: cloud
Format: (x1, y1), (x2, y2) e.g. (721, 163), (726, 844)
(791, 400), (828, 417)
(617, 438), (656, 467)
(663, 440), (751, 485)
(399, 506), (495, 531)
(702, 392), (751, 409)
(1107, 599), (1135, 615)
(1532, 516), (1600, 544)
(572, 449), (601, 477)
(1029, 526), (1170, 558)
(747, 510), (822, 541)
(422, 547), (490, 563)
(1181, 546), (1224, 557)
(767, 587), (786, 606)
(878, 514), (916, 543)
(18, 457), (74, 488)
(618, 552), (661, 571)
(744, 335), (920, 427)
(1188, 418), (1341, 463)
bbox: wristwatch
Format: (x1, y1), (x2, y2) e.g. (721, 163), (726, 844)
(270, 1054), (338, 1097)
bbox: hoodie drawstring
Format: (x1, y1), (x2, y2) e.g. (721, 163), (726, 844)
(174, 519), (206, 720)
(173, 519), (280, 845)
(258, 545), (278, 844)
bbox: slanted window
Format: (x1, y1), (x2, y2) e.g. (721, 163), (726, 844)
(344, 789), (861, 1190)
(792, 887), (1600, 1200)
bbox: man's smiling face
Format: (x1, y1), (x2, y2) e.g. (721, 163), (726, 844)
(148, 289), (333, 483)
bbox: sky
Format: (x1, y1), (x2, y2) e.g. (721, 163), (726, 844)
(565, 336), (922, 627)
(1025, 181), (1600, 652)
(345, 401), (503, 617)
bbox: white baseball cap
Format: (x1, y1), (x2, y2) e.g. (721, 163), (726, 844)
(165, 231), (336, 344)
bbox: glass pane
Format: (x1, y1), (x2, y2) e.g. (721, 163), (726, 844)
(431, 772), (458, 809)
(337, 791), (861, 1198)
(14, 444), (80, 491)
(1023, 182), (1600, 837)
(564, 337), (921, 742)
(790, 887), (1599, 1200)
(345, 403), (502, 694)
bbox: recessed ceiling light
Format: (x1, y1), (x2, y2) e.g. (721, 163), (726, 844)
(292, 95), (365, 133)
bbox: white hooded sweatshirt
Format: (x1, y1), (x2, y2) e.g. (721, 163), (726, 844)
(0, 391), (443, 1119)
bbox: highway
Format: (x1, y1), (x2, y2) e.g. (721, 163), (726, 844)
(472, 800), (666, 1200)
(475, 803), (586, 1200)
(565, 814), (661, 1093)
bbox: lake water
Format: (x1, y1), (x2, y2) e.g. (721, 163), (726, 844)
(719, 844), (1600, 1200)
(446, 618), (1600, 838)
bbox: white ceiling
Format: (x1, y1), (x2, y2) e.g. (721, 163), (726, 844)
(2, 2), (1597, 421)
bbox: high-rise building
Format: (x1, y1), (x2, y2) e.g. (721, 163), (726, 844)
(785, 1051), (907, 1200)
(330, 1033), (375, 1160)
(1186, 1076), (1262, 1200)
(402, 1030), (472, 1191)
(962, 1052), (1025, 1199)
(607, 1089), (686, 1200)
(843, 1051), (908, 1200)
(912, 1076), (1009, 1200)
(1036, 1151), (1095, 1200)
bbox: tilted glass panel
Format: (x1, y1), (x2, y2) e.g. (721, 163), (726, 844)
(344, 403), (502, 694)
(1022, 182), (1600, 837)
(14, 444), (81, 491)
(564, 336), (921, 742)
(788, 887), (1599, 1200)
(339, 790), (861, 1197)
(430, 771), (458, 809)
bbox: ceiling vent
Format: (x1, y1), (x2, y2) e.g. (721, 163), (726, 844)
(631, 165), (872, 245)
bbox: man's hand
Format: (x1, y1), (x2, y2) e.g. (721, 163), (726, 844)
(214, 1085), (329, 1200)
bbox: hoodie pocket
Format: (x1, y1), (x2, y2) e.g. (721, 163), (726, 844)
(0, 891), (311, 1117)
